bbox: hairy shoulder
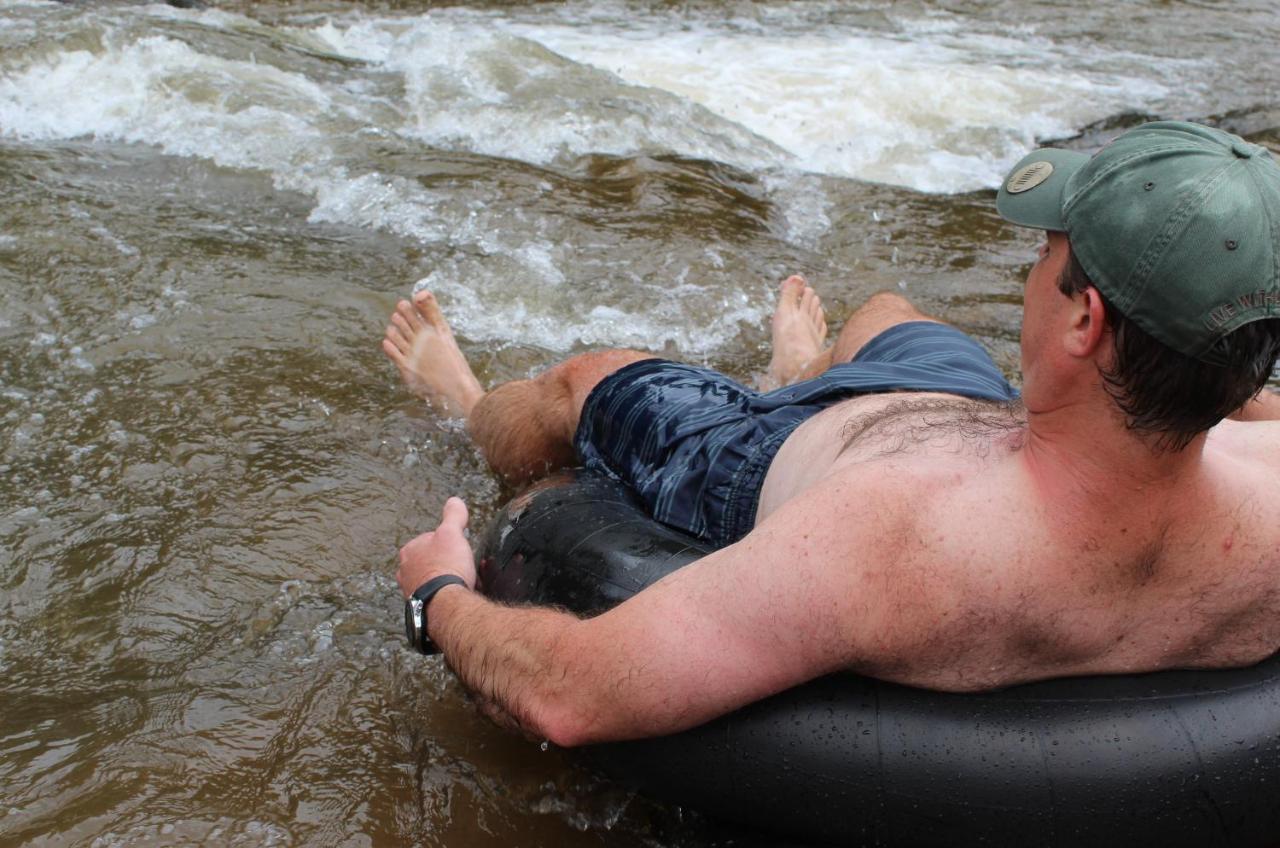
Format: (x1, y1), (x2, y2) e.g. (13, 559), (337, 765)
(748, 463), (1007, 680)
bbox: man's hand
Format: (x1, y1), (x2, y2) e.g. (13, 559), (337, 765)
(397, 496), (477, 598)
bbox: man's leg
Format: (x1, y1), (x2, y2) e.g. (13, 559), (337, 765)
(382, 291), (651, 484)
(787, 289), (947, 384)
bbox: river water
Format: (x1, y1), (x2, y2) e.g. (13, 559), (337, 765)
(1, 1), (1277, 845)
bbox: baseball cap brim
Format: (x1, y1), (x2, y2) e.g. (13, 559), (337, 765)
(996, 147), (1090, 232)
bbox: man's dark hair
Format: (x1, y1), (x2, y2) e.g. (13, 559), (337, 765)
(1057, 245), (1280, 451)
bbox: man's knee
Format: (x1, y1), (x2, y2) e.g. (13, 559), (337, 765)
(831, 292), (945, 363)
(467, 348), (653, 484)
(853, 291), (935, 324)
(469, 379), (578, 484)
(552, 349), (655, 422)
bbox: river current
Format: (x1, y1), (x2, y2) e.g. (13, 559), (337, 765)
(1, 1), (1278, 845)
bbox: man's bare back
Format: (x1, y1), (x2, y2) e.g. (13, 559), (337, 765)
(756, 387), (1280, 691)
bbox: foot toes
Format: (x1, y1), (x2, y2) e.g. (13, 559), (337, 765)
(808, 293), (825, 322)
(800, 286), (821, 316)
(413, 290), (448, 329)
(381, 337), (406, 364)
(386, 323), (412, 355)
(780, 275), (806, 303)
(396, 299), (424, 331)
(390, 311), (416, 343)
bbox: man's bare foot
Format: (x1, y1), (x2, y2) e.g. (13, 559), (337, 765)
(382, 291), (485, 417)
(760, 275), (827, 391)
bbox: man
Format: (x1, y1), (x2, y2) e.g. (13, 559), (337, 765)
(383, 121), (1280, 747)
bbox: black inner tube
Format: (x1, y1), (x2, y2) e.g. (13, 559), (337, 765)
(477, 472), (1280, 847)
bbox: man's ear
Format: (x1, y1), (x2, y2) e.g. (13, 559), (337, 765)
(1064, 285), (1109, 358)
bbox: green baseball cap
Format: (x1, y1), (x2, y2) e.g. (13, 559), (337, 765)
(996, 121), (1280, 365)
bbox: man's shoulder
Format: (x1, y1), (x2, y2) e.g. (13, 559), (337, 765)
(1212, 417), (1280, 460)
(818, 449), (1010, 512)
(788, 455), (1017, 565)
(750, 454), (1033, 687)
(1204, 421), (1280, 506)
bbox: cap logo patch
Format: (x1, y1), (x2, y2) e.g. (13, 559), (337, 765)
(1006, 161), (1054, 194)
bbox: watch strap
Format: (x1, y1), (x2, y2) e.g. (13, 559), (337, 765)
(412, 573), (468, 603)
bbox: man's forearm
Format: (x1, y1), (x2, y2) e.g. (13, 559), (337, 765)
(426, 585), (589, 745)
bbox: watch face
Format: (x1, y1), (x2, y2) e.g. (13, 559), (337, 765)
(404, 599), (416, 649)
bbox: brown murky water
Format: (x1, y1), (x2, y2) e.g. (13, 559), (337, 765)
(1, 1), (1278, 845)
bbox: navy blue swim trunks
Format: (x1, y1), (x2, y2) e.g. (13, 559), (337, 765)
(572, 321), (1017, 548)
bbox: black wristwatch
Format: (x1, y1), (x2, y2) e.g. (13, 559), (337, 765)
(404, 574), (468, 655)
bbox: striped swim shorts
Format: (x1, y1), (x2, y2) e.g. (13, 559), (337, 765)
(572, 321), (1018, 548)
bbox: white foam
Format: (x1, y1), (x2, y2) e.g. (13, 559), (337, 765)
(91, 225), (138, 257)
(763, 172), (833, 250)
(0, 2), (1207, 354)
(0, 22), (570, 302)
(309, 16), (785, 171)
(419, 271), (767, 355)
(502, 18), (1173, 192)
(68, 348), (94, 372)
(0, 35), (333, 177)
(299, 7), (1187, 198)
(0, 3), (1220, 196)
